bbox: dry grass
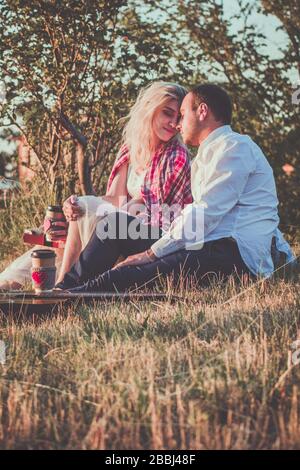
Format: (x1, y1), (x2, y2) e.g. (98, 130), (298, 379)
(0, 192), (300, 449)
(0, 270), (299, 449)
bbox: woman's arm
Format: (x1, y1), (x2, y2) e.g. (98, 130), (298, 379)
(63, 160), (129, 222)
(102, 161), (128, 208)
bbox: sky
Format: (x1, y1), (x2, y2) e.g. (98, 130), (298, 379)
(223, 0), (287, 57)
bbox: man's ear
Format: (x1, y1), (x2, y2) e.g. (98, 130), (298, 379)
(197, 102), (209, 122)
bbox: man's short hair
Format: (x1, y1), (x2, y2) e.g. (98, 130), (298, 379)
(191, 83), (232, 125)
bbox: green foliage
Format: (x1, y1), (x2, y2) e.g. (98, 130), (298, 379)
(0, 0), (299, 232)
(0, 0), (177, 199)
(146, 0), (300, 234)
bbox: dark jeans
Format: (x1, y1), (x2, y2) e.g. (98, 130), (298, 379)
(57, 211), (162, 289)
(57, 212), (253, 293)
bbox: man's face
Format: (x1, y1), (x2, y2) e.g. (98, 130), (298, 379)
(178, 92), (202, 146)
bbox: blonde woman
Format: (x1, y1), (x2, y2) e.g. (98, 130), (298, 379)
(0, 82), (192, 290)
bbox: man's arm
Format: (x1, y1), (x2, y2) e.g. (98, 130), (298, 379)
(151, 139), (255, 258)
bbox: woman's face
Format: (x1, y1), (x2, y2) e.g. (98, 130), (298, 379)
(152, 98), (180, 144)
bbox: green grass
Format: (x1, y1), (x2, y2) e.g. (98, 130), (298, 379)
(0, 191), (300, 449)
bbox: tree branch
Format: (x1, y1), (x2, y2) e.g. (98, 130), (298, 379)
(59, 112), (87, 148)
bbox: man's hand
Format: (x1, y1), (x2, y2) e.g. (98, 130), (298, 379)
(63, 195), (85, 222)
(113, 249), (158, 269)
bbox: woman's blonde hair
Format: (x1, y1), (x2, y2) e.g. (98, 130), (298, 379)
(120, 81), (187, 171)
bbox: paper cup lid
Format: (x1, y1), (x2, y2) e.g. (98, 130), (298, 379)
(47, 205), (63, 212)
(31, 250), (56, 259)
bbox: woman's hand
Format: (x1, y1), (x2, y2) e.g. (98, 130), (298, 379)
(45, 220), (69, 242)
(63, 195), (85, 222)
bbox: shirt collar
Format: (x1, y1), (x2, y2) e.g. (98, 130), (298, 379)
(197, 125), (232, 156)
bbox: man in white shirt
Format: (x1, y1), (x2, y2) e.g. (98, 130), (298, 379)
(59, 84), (295, 292)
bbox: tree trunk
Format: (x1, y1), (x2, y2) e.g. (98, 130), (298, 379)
(59, 111), (94, 195)
(76, 142), (94, 195)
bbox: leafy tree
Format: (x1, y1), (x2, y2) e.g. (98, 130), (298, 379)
(0, 0), (299, 238)
(145, 0), (300, 236)
(0, 0), (175, 200)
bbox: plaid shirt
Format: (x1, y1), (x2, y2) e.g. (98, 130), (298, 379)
(107, 140), (193, 229)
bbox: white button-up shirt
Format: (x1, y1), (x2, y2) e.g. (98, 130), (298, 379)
(151, 125), (295, 277)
